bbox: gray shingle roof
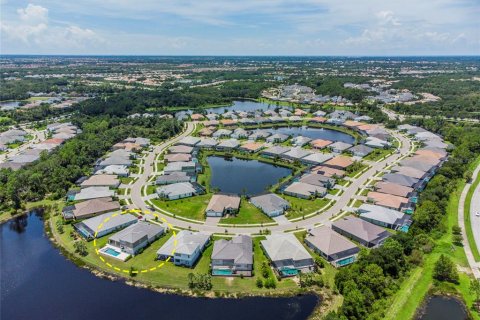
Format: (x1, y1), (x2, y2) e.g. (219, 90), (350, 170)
(211, 235), (253, 264)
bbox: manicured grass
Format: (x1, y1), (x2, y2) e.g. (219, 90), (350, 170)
(146, 184), (157, 195)
(465, 157), (480, 262)
(282, 195), (331, 220)
(363, 148), (393, 161)
(120, 177), (135, 184)
(151, 194), (212, 221)
(220, 200), (273, 225)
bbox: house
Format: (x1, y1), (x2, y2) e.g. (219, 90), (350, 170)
(312, 110), (326, 117)
(62, 197), (120, 220)
(261, 234), (315, 276)
(203, 120), (219, 127)
(80, 175), (120, 188)
(156, 182), (197, 200)
(98, 156), (132, 168)
(365, 137), (391, 149)
(313, 165), (346, 178)
(107, 221), (165, 255)
(288, 116), (303, 122)
(124, 137), (150, 147)
(305, 226), (359, 267)
(212, 129), (232, 138)
(332, 216), (391, 248)
(205, 194), (241, 217)
(198, 127), (214, 137)
(382, 173), (419, 188)
(310, 139), (332, 149)
(211, 235), (253, 276)
(329, 141), (353, 153)
(74, 212), (137, 239)
(216, 139), (240, 150)
(72, 187), (115, 201)
(176, 136), (201, 147)
(95, 165), (129, 177)
(231, 128), (249, 139)
(283, 182), (327, 199)
(291, 136), (312, 147)
(294, 108), (308, 116)
(309, 116), (327, 123)
(249, 130), (271, 141)
(220, 119), (237, 126)
(239, 142), (264, 153)
(374, 182), (414, 198)
(168, 146), (192, 153)
(156, 230), (210, 267)
(250, 193), (290, 217)
(301, 152), (334, 166)
(348, 145), (374, 157)
(261, 146), (291, 158)
(164, 153), (192, 163)
(197, 138), (218, 149)
(299, 173), (335, 189)
(164, 161), (196, 174)
(391, 165), (428, 180)
(399, 158), (436, 173)
(367, 192), (410, 211)
(281, 147), (312, 161)
(323, 155), (354, 170)
(357, 204), (412, 231)
(266, 133), (289, 143)
(190, 114), (205, 121)
(155, 172), (192, 185)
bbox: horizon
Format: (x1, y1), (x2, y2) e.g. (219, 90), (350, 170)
(1, 1), (479, 56)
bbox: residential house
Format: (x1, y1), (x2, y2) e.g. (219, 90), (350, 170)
(107, 221), (165, 255)
(239, 142), (264, 153)
(211, 235), (253, 276)
(156, 172), (192, 185)
(249, 130), (271, 141)
(313, 165), (346, 178)
(213, 129), (233, 138)
(205, 194), (241, 217)
(301, 152), (334, 166)
(382, 173), (419, 189)
(72, 187), (115, 201)
(374, 182), (414, 198)
(329, 141), (353, 153)
(164, 153), (192, 163)
(291, 136), (312, 147)
(250, 193), (290, 217)
(281, 147), (312, 161)
(176, 136), (201, 147)
(266, 133), (289, 143)
(348, 145), (374, 158)
(261, 146), (291, 158)
(164, 161), (197, 174)
(95, 165), (129, 177)
(62, 197), (120, 220)
(357, 204), (412, 231)
(74, 212), (137, 239)
(80, 175), (120, 188)
(156, 182), (197, 200)
(283, 182), (327, 199)
(332, 216), (391, 248)
(367, 191), (410, 211)
(310, 139), (332, 149)
(216, 139), (240, 150)
(231, 128), (250, 139)
(323, 155), (354, 170)
(156, 230), (210, 267)
(299, 173), (335, 189)
(197, 138), (218, 149)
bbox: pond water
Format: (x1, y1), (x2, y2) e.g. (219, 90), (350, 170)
(417, 296), (468, 320)
(0, 101), (22, 111)
(207, 156), (292, 195)
(0, 212), (318, 320)
(270, 126), (355, 144)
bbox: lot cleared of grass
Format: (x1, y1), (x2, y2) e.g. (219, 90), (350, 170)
(51, 214), (298, 293)
(151, 194), (212, 221)
(219, 200), (273, 225)
(282, 195), (331, 220)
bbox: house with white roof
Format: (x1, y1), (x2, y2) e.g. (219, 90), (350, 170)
(156, 230), (210, 267)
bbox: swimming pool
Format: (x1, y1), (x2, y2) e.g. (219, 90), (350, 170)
(212, 269), (233, 276)
(103, 247), (121, 257)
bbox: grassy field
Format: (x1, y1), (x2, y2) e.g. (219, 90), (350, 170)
(219, 200), (273, 225)
(282, 195), (331, 220)
(51, 214), (299, 293)
(151, 194), (212, 221)
(384, 177), (479, 320)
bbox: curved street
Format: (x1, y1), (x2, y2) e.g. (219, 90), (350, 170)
(129, 122), (413, 235)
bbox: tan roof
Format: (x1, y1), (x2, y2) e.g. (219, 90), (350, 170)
(312, 165), (346, 178)
(164, 153), (192, 162)
(343, 120), (365, 128)
(374, 182), (413, 198)
(310, 139), (333, 149)
(206, 194), (241, 213)
(294, 109), (307, 116)
(367, 192), (409, 210)
(199, 127), (214, 136)
(357, 124), (378, 132)
(80, 175), (120, 188)
(203, 120), (219, 127)
(392, 166), (426, 179)
(309, 116), (327, 123)
(42, 138), (65, 145)
(191, 114), (205, 120)
(324, 155), (354, 169)
(240, 142), (264, 152)
(306, 226), (358, 256)
(73, 198), (120, 219)
(415, 149), (445, 159)
(220, 119), (237, 126)
(113, 142), (142, 152)
(409, 155), (441, 165)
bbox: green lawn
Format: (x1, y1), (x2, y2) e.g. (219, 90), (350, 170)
(151, 194), (212, 221)
(146, 184), (157, 195)
(363, 148), (393, 161)
(282, 195), (331, 220)
(120, 177), (135, 184)
(220, 200), (273, 225)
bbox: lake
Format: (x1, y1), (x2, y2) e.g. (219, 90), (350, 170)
(207, 156), (292, 195)
(0, 101), (22, 111)
(270, 126), (355, 144)
(0, 212), (318, 320)
(417, 296), (468, 320)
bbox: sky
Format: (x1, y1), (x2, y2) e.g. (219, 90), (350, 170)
(1, 0), (479, 55)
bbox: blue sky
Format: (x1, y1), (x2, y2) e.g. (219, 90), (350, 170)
(1, 0), (479, 55)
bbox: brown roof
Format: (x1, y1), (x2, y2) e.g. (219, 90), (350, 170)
(324, 155), (354, 169)
(415, 149), (446, 160)
(164, 153), (192, 162)
(42, 138), (65, 145)
(73, 198), (120, 219)
(220, 119), (237, 126)
(80, 175), (120, 188)
(190, 114), (205, 120)
(357, 124), (378, 132)
(309, 116), (327, 123)
(409, 155), (441, 166)
(367, 192), (409, 210)
(310, 139), (333, 149)
(199, 128), (214, 136)
(206, 194), (241, 213)
(312, 165), (346, 178)
(343, 120), (365, 128)
(240, 142), (264, 152)
(294, 109), (307, 116)
(374, 182), (413, 198)
(203, 120), (219, 127)
(306, 226), (358, 256)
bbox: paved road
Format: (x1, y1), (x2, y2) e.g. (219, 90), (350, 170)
(129, 123), (412, 235)
(459, 162), (480, 279)
(0, 127), (46, 163)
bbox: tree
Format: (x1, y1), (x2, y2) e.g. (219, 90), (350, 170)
(256, 278), (264, 288)
(73, 240), (88, 257)
(470, 279), (480, 302)
(433, 255), (459, 284)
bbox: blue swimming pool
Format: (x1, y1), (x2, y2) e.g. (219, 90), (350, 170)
(212, 269), (233, 276)
(104, 247), (121, 257)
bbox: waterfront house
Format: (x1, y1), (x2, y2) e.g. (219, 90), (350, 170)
(156, 230), (210, 267)
(249, 130), (271, 141)
(211, 235), (253, 276)
(250, 193), (290, 217)
(168, 145), (194, 154)
(72, 187), (115, 201)
(261, 234), (315, 276)
(332, 216), (391, 248)
(155, 172), (192, 185)
(107, 221), (165, 255)
(164, 153), (192, 163)
(216, 139), (240, 151)
(261, 146), (291, 158)
(231, 128), (250, 139)
(197, 138), (218, 149)
(283, 182), (327, 199)
(266, 133), (289, 143)
(62, 197), (120, 220)
(310, 139), (332, 149)
(156, 182), (197, 200)
(291, 136), (312, 147)
(281, 147), (312, 161)
(301, 152), (334, 166)
(80, 174), (120, 189)
(309, 116), (327, 123)
(348, 144), (374, 158)
(74, 212), (137, 239)
(239, 142), (264, 153)
(357, 204), (412, 231)
(305, 226), (359, 267)
(205, 194), (241, 217)
(329, 141), (353, 153)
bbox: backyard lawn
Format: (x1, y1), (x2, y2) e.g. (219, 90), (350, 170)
(151, 194), (212, 221)
(282, 195), (331, 220)
(220, 200), (273, 225)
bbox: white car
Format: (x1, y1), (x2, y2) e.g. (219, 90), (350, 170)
(476, 212), (480, 217)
